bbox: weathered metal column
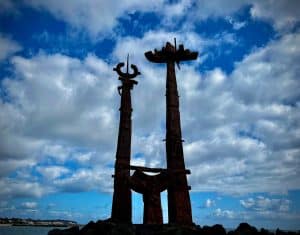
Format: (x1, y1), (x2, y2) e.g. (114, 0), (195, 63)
(130, 168), (168, 224)
(145, 41), (198, 225)
(111, 59), (140, 223)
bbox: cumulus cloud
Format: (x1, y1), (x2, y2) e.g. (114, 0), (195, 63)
(1, 52), (118, 159)
(0, 52), (121, 197)
(165, 0), (300, 32)
(0, 33), (22, 60)
(225, 16), (247, 30)
(0, 0), (299, 228)
(250, 0), (300, 31)
(110, 29), (299, 195)
(37, 166), (70, 180)
(21, 0), (165, 37)
(20, 201), (38, 209)
(2, 29), (299, 198)
(201, 198), (216, 208)
(179, 32), (300, 194)
(2, 0), (299, 37)
(0, 178), (49, 199)
(0, 26), (299, 202)
(240, 196), (291, 212)
(208, 196), (300, 228)
(214, 208), (235, 219)
(211, 207), (298, 222)
(112, 29), (223, 137)
(54, 167), (113, 192)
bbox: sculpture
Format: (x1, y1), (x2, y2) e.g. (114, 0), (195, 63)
(111, 40), (198, 225)
(145, 39), (197, 225)
(111, 56), (140, 223)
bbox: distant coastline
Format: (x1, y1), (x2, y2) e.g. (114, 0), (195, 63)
(0, 218), (77, 227)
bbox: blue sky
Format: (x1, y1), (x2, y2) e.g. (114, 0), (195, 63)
(0, 0), (299, 230)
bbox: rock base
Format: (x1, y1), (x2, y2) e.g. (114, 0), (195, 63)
(48, 221), (300, 235)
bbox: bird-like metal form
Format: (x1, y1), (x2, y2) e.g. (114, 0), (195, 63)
(111, 55), (140, 223)
(145, 39), (198, 226)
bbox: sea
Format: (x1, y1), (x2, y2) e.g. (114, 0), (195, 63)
(0, 226), (69, 235)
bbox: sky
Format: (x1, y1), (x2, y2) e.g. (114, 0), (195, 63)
(0, 0), (299, 230)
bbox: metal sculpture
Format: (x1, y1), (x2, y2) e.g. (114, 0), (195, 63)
(145, 39), (198, 225)
(111, 55), (140, 223)
(130, 167), (168, 224)
(111, 40), (198, 225)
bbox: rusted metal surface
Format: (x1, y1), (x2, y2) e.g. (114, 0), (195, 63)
(130, 165), (191, 174)
(144, 43), (198, 63)
(111, 60), (140, 223)
(111, 41), (197, 225)
(130, 170), (168, 224)
(145, 40), (198, 226)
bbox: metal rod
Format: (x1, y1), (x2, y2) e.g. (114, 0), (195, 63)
(130, 165), (190, 174)
(126, 54), (129, 74)
(174, 38), (177, 51)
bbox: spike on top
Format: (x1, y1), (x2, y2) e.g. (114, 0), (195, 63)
(126, 54), (129, 74)
(145, 41), (198, 64)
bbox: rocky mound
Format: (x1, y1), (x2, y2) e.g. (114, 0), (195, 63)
(48, 221), (300, 235)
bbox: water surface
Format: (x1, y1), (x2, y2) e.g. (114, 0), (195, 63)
(0, 226), (67, 235)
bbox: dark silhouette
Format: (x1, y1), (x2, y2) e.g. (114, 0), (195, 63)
(48, 222), (300, 235)
(111, 55), (140, 223)
(48, 42), (299, 234)
(48, 40), (300, 235)
(145, 39), (198, 225)
(110, 40), (198, 225)
(130, 168), (168, 224)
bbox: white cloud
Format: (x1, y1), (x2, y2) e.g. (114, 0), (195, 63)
(0, 178), (49, 199)
(132, 133), (166, 169)
(240, 197), (255, 209)
(203, 198), (216, 208)
(0, 1), (299, 228)
(0, 52), (119, 196)
(23, 0), (164, 37)
(42, 144), (72, 163)
(0, 33), (22, 60)
(208, 196), (299, 225)
(112, 29), (216, 137)
(226, 16), (247, 30)
(214, 208), (235, 219)
(192, 0), (248, 19)
(0, 29), (224, 197)
(0, 158), (35, 177)
(179, 32), (300, 195)
(0, 27), (299, 200)
(21, 201), (38, 209)
(212, 205), (300, 223)
(240, 196), (291, 212)
(3, 0), (299, 38)
(54, 167), (113, 192)
(1, 52), (118, 159)
(37, 166), (70, 180)
(250, 0), (300, 31)
(165, 0), (300, 32)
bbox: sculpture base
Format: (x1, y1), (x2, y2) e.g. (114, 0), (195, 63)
(48, 220), (297, 235)
(48, 221), (201, 235)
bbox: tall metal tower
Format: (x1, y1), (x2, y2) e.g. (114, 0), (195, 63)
(111, 57), (140, 223)
(145, 40), (198, 225)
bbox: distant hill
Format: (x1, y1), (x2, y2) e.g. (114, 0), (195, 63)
(0, 217), (77, 227)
